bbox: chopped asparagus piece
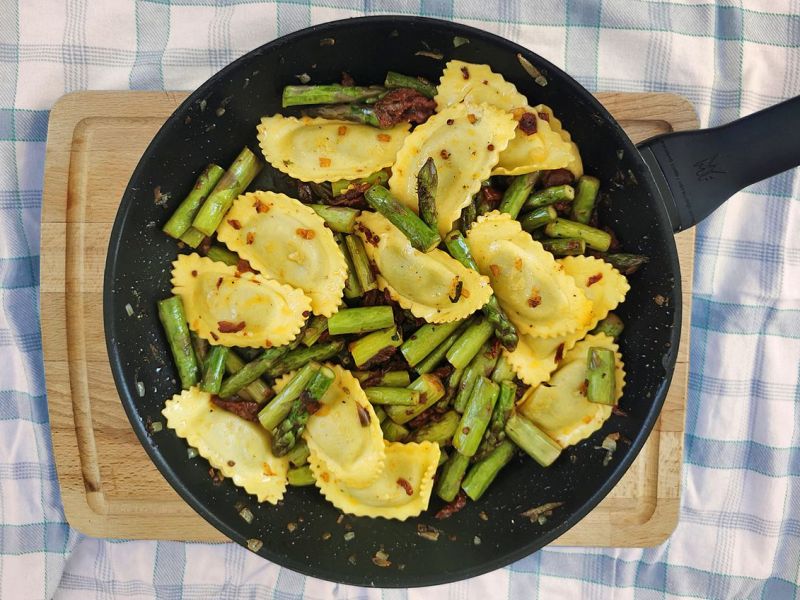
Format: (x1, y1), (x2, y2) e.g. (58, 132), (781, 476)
(590, 312), (625, 339)
(309, 204), (360, 233)
(282, 84), (385, 107)
(344, 235), (378, 292)
(417, 157), (438, 230)
(401, 320), (465, 367)
(286, 440), (310, 467)
(523, 184), (575, 210)
(328, 307), (395, 336)
(520, 206), (558, 232)
(218, 345), (292, 399)
(157, 296), (199, 389)
(453, 343), (499, 413)
(461, 440), (516, 501)
(498, 172), (540, 218)
(163, 164), (225, 239)
(349, 327), (402, 368)
(331, 170), (391, 197)
(491, 355), (516, 383)
(571, 175), (600, 224)
(446, 317), (495, 370)
(384, 71), (438, 98)
(372, 404), (388, 423)
(602, 253), (649, 275)
(300, 316), (328, 347)
(385, 374), (445, 424)
(199, 345), (229, 394)
(435, 451), (470, 502)
(205, 244), (239, 266)
(334, 233), (364, 299)
(586, 347), (616, 405)
(381, 419), (409, 442)
(505, 413), (562, 467)
(302, 104), (380, 127)
(287, 465), (315, 486)
(415, 319), (472, 374)
(272, 365), (335, 455)
(540, 238), (586, 256)
(544, 218), (612, 252)
(266, 341), (345, 379)
(364, 386), (420, 406)
(257, 362), (320, 432)
(352, 370), (411, 387)
(407, 410), (460, 445)
(223, 350), (271, 404)
(179, 227), (206, 248)
(364, 185), (441, 252)
(453, 376), (500, 457)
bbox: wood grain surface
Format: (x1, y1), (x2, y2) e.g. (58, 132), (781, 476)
(41, 90), (697, 545)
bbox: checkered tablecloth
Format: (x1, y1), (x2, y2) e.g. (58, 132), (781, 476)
(2, 1), (799, 598)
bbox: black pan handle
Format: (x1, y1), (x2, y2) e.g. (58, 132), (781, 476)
(637, 95), (800, 232)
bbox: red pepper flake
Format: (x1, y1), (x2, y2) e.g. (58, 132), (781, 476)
(518, 112), (538, 135)
(218, 320), (246, 333)
(216, 277), (223, 289)
(254, 199), (270, 213)
(579, 380), (588, 396)
(376, 133), (391, 142)
(446, 118), (454, 125)
(209, 330), (219, 341)
(227, 219), (242, 230)
(337, 125), (348, 136)
(396, 478), (414, 496)
(460, 66), (470, 79)
(296, 228), (316, 240)
(356, 403), (371, 426)
(587, 273), (603, 286)
(236, 259), (254, 274)
(489, 264), (501, 277)
(467, 113), (477, 124)
(612, 405), (629, 417)
(462, 426), (471, 435)
(482, 79), (488, 85)
(555, 343), (565, 363)
(514, 257), (523, 271)
(227, 460), (236, 467)
(527, 292), (542, 308)
(356, 223), (380, 247)
(191, 270), (198, 277)
(487, 143), (495, 151)
(319, 157), (331, 167)
(246, 232), (255, 245)
(440, 149), (451, 160)
(435, 490), (467, 519)
(538, 111), (550, 121)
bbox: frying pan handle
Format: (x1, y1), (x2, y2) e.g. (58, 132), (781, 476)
(637, 95), (800, 232)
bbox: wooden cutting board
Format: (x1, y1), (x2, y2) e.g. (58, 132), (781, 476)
(41, 91), (696, 545)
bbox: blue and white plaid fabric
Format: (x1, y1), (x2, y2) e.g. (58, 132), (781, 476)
(2, 1), (798, 598)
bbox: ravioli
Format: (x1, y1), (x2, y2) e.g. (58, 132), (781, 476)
(303, 365), (385, 488)
(257, 115), (410, 183)
(162, 387), (288, 503)
(171, 253), (310, 347)
(505, 256), (629, 385)
(311, 441), (440, 520)
(356, 211), (492, 323)
(466, 212), (592, 338)
(433, 60), (582, 177)
(519, 334), (626, 447)
(217, 191), (347, 317)
(434, 60), (528, 112)
(387, 102), (517, 236)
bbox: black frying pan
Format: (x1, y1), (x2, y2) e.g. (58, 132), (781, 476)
(103, 16), (800, 588)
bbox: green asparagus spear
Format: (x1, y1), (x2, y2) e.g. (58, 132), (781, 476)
(457, 198), (478, 234)
(571, 175), (600, 224)
(475, 380), (516, 459)
(498, 172), (540, 218)
(504, 413), (561, 467)
(301, 104), (380, 127)
(444, 231), (518, 351)
(190, 331), (208, 371)
(384, 374), (445, 424)
(590, 312), (625, 339)
(308, 204), (360, 233)
(205, 244), (240, 266)
(401, 320), (465, 367)
(540, 238), (586, 256)
(586, 347), (616, 405)
(157, 296), (199, 389)
(364, 386), (420, 406)
(352, 370), (411, 387)
(327, 307), (395, 336)
(523, 184), (575, 210)
(218, 345), (292, 399)
(415, 319), (472, 374)
(199, 345), (229, 394)
(344, 235), (378, 292)
(520, 206), (558, 232)
(272, 365), (335, 455)
(491, 354), (516, 383)
(331, 170), (391, 197)
(287, 465), (315, 486)
(163, 164), (225, 239)
(286, 439), (310, 467)
(461, 440), (516, 501)
(454, 342), (499, 413)
(373, 404), (388, 423)
(179, 227), (207, 249)
(446, 317), (495, 370)
(266, 340), (345, 379)
(224, 350), (272, 404)
(384, 71), (438, 98)
(601, 253), (649, 275)
(544, 218), (611, 252)
(300, 316), (328, 347)
(453, 376), (500, 457)
(192, 147), (262, 236)
(417, 157), (438, 230)
(381, 419), (410, 442)
(282, 84), (385, 107)
(407, 410), (460, 445)
(258, 362), (320, 431)
(435, 451), (470, 502)
(364, 185), (441, 252)
(334, 234), (364, 299)
(349, 327), (402, 368)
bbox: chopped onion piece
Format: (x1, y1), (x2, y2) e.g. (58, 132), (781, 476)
(239, 506), (254, 524)
(187, 447), (199, 459)
(136, 381), (146, 397)
(149, 420), (163, 433)
(125, 303), (134, 316)
(246, 538), (263, 552)
(343, 531), (355, 541)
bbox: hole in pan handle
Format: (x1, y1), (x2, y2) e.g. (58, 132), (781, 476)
(637, 95), (800, 233)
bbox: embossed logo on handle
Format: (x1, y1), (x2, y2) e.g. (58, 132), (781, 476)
(693, 154), (726, 182)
